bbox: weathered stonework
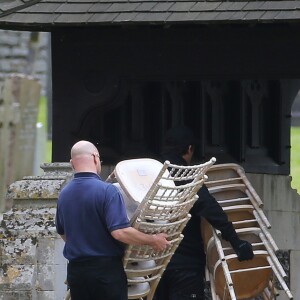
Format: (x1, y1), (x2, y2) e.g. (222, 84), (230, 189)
(0, 163), (73, 300)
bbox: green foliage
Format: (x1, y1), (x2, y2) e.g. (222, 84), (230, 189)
(291, 127), (300, 192)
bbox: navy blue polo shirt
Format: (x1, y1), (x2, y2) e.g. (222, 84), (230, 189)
(56, 172), (130, 261)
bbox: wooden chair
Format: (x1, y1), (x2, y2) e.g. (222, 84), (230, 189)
(202, 163), (293, 300)
(205, 163), (264, 208)
(204, 227), (272, 300)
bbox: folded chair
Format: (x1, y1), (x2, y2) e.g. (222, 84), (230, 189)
(114, 157), (216, 300)
(202, 163), (293, 300)
(205, 163), (264, 208)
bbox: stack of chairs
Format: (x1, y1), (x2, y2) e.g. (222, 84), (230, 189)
(64, 157), (217, 300)
(113, 157), (217, 300)
(201, 163), (293, 300)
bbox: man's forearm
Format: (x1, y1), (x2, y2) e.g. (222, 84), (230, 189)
(111, 227), (169, 251)
(111, 227), (155, 245)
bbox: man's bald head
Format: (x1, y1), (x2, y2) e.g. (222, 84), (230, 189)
(71, 140), (98, 159)
(70, 140), (101, 174)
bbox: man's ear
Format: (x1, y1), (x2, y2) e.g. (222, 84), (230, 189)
(70, 159), (75, 170)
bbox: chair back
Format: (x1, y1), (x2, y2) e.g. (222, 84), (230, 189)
(114, 157), (216, 300)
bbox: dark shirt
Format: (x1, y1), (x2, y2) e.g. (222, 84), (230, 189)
(56, 172), (130, 261)
(161, 153), (238, 269)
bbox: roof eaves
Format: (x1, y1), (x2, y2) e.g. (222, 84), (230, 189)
(259, 10), (281, 21)
(111, 12), (138, 22)
(2, 0), (300, 30)
(243, 10), (266, 21)
(133, 11), (172, 22)
(0, 0), (42, 18)
(166, 11), (200, 22)
(194, 11), (220, 21)
(88, 12), (119, 23)
(275, 9), (300, 20)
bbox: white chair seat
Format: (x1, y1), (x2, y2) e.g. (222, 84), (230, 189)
(115, 158), (173, 203)
(128, 260), (156, 270)
(128, 278), (151, 299)
(126, 260), (157, 277)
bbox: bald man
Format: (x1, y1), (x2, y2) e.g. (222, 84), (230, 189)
(56, 140), (169, 300)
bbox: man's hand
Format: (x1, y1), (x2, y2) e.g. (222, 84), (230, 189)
(230, 237), (254, 261)
(151, 233), (171, 251)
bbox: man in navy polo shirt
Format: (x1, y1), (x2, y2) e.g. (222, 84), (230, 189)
(56, 140), (169, 300)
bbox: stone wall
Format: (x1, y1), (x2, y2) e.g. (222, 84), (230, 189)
(0, 163), (72, 300)
(248, 173), (300, 300)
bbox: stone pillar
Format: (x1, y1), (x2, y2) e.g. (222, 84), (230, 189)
(247, 173), (300, 300)
(0, 78), (20, 212)
(0, 163), (73, 300)
(0, 74), (41, 212)
(7, 74), (41, 183)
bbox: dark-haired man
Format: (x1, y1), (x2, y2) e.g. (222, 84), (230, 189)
(154, 126), (254, 300)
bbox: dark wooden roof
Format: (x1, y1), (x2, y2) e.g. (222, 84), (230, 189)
(1, 0), (300, 30)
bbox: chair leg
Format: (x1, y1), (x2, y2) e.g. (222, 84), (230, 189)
(64, 289), (71, 300)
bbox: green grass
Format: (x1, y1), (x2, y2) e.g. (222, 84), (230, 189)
(37, 96), (52, 163)
(291, 127), (300, 192)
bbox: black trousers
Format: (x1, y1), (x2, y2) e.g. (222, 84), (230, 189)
(67, 257), (127, 300)
(153, 268), (205, 300)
